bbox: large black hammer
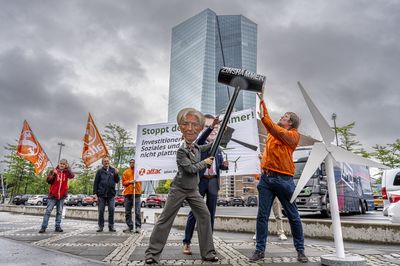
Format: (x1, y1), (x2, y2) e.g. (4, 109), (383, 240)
(209, 67), (266, 158)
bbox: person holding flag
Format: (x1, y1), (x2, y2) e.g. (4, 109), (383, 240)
(81, 113), (119, 232)
(15, 120), (71, 233)
(39, 159), (74, 233)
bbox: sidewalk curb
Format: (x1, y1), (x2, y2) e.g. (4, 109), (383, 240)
(2, 204), (399, 244)
(163, 213), (400, 244)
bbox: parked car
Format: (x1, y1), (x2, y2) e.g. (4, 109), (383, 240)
(145, 194), (166, 208)
(27, 195), (47, 206)
(12, 194), (32, 205)
(387, 193), (400, 223)
(140, 195), (148, 207)
(373, 195), (384, 210)
(115, 195), (125, 207)
(82, 195), (97, 206)
(245, 196), (258, 207)
(382, 168), (400, 216)
(217, 197), (230, 206)
(65, 194), (85, 206)
(231, 196), (245, 207)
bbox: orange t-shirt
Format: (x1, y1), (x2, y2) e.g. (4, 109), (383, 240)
(260, 102), (300, 176)
(122, 168), (142, 195)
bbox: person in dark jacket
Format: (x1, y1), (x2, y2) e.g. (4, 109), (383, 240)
(39, 159), (74, 233)
(93, 156), (120, 232)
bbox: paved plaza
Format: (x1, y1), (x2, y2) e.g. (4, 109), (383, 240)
(0, 212), (399, 265)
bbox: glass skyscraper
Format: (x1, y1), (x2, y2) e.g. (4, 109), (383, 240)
(167, 9), (257, 122)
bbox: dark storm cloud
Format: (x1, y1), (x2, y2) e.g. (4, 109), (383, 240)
(0, 0), (399, 170)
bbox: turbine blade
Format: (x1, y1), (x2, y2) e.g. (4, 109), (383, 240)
(290, 143), (328, 203)
(330, 145), (390, 169)
(297, 82), (335, 144)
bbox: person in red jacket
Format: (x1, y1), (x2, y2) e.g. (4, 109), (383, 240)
(39, 159), (74, 233)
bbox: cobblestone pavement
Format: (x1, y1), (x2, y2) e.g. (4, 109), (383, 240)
(1, 212), (399, 265)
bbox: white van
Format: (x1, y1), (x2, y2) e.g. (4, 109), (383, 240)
(382, 168), (400, 216)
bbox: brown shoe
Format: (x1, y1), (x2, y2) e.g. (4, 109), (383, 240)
(182, 243), (192, 255)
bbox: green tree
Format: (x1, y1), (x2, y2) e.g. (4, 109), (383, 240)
(102, 123), (134, 168)
(67, 161), (96, 195)
(371, 139), (400, 168)
(102, 123), (135, 195)
(1, 143), (43, 199)
(336, 122), (361, 152)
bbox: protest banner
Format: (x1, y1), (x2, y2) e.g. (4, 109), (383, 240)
(135, 109), (260, 181)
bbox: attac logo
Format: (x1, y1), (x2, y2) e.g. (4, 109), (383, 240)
(139, 168), (161, 175)
(139, 168), (146, 176)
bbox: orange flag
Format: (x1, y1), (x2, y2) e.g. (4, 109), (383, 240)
(16, 120), (50, 175)
(82, 113), (108, 167)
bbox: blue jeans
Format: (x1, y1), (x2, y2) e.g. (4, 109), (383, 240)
(41, 198), (64, 229)
(183, 177), (218, 244)
(98, 196), (115, 228)
(124, 194), (141, 229)
(256, 173), (304, 252)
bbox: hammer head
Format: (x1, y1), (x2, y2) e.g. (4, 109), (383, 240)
(218, 67), (265, 93)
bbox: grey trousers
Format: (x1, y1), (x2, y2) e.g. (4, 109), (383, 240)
(145, 184), (215, 262)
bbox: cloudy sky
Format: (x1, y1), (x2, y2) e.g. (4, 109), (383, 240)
(1, 0), (399, 169)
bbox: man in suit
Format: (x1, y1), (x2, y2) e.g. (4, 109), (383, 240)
(182, 114), (228, 255)
(145, 108), (219, 264)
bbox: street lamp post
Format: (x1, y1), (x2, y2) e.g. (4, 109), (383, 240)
(57, 142), (65, 163)
(331, 113), (339, 146)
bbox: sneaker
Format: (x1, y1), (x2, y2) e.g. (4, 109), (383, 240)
(182, 243), (192, 255)
(297, 250), (308, 263)
(123, 228), (133, 233)
(96, 227), (103, 232)
(109, 227), (116, 232)
(38, 228), (46, 233)
(249, 250), (264, 262)
(278, 233), (287, 240)
(55, 227), (63, 233)
(252, 233), (256, 240)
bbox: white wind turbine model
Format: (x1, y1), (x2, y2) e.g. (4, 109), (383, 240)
(291, 82), (388, 265)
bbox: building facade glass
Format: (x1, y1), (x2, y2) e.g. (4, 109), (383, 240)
(168, 9), (257, 121)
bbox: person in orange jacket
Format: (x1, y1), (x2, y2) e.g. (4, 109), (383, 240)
(250, 94), (308, 263)
(122, 159), (142, 233)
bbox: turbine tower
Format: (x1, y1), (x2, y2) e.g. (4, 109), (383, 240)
(291, 82), (388, 265)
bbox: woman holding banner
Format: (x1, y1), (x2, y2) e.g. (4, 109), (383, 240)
(144, 108), (218, 264)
